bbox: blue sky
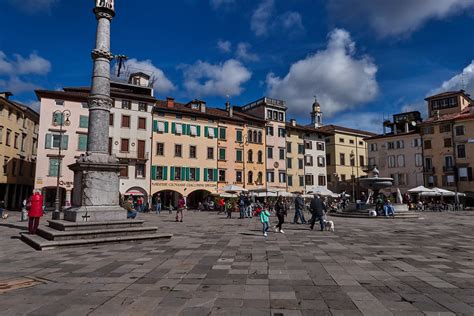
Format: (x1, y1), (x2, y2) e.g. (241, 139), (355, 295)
(1, 0), (474, 133)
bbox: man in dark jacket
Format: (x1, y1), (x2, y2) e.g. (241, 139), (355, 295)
(292, 194), (306, 224)
(309, 194), (326, 231)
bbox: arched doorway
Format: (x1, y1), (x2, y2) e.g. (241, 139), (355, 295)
(152, 190), (182, 212)
(42, 187), (66, 210)
(187, 190), (212, 209)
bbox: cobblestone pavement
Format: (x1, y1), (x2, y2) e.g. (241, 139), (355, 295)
(1, 210), (474, 316)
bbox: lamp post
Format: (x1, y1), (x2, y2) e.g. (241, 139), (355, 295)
(52, 109), (71, 220)
(350, 150), (355, 203)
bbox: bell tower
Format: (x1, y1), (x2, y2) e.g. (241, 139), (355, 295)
(311, 96), (323, 128)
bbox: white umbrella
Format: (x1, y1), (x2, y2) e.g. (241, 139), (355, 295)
(432, 187), (455, 196)
(408, 186), (435, 193)
(278, 191), (295, 197)
(221, 185), (248, 194)
(220, 192), (237, 198)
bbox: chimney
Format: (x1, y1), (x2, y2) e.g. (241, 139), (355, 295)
(166, 97), (174, 108)
(290, 119), (296, 127)
(0, 92), (13, 100)
(405, 122), (410, 133)
(200, 102), (206, 113)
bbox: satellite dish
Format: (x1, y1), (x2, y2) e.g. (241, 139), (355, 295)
(411, 121), (417, 127)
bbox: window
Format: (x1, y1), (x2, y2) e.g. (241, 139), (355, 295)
(205, 168), (215, 181)
(359, 155), (365, 167)
(339, 138), (345, 143)
(279, 172), (286, 183)
(297, 144), (304, 155)
(415, 154), (423, 167)
(440, 124), (451, 133)
(207, 147), (214, 159)
(120, 138), (129, 152)
(272, 111), (277, 120)
(13, 133), (19, 149)
(341, 174), (346, 181)
(299, 176), (304, 187)
(20, 134), (26, 151)
(457, 144), (466, 158)
(219, 127), (226, 140)
(138, 102), (147, 112)
(236, 171), (243, 183)
(156, 143), (164, 156)
(248, 171), (253, 184)
(279, 148), (285, 160)
(218, 170), (226, 182)
(257, 132), (262, 143)
(247, 150), (253, 162)
(287, 158), (292, 169)
(257, 151), (263, 163)
(444, 138), (452, 147)
(397, 155), (405, 167)
(247, 130), (253, 143)
(253, 131), (257, 142)
(136, 164), (145, 178)
(236, 149), (243, 162)
(359, 141), (363, 146)
(424, 140), (432, 149)
(236, 130), (243, 142)
(175, 144), (182, 157)
(288, 175), (293, 186)
(3, 157), (7, 175)
(55, 100), (64, 106)
(339, 153), (345, 166)
(445, 156), (454, 168)
(219, 148), (226, 161)
(458, 167), (472, 181)
(305, 175), (314, 186)
(368, 157), (376, 167)
(298, 159), (303, 170)
(189, 168), (197, 181)
(138, 117), (146, 129)
(121, 115), (130, 128)
(278, 128), (286, 137)
(316, 142), (324, 151)
(412, 138), (421, 147)
(266, 171), (275, 183)
(0, 126), (3, 144)
(317, 156), (325, 167)
(267, 147), (273, 159)
(109, 113), (114, 126)
(78, 134), (88, 151)
(256, 172), (263, 184)
(6, 129), (11, 146)
(266, 126), (274, 136)
(48, 158), (60, 177)
(120, 166), (129, 178)
(122, 100), (131, 109)
(45, 133), (68, 150)
(154, 166), (166, 180)
(349, 139), (354, 144)
(189, 125), (198, 136)
(287, 142), (292, 153)
(425, 158), (433, 170)
(174, 167), (183, 181)
(79, 115), (88, 128)
(455, 125), (465, 136)
(370, 143), (377, 152)
(318, 175), (326, 186)
(388, 155), (396, 168)
(305, 141), (313, 150)
(423, 126), (434, 134)
(190, 145), (197, 158)
(305, 156), (313, 166)
(278, 112), (284, 122)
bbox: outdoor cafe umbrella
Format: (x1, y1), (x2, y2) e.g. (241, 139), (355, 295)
(408, 186), (435, 193)
(221, 185), (248, 194)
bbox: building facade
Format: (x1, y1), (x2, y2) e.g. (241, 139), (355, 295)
(0, 92), (39, 210)
(35, 74), (155, 209)
(366, 112), (424, 194)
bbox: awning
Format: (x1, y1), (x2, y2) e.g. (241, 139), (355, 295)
(125, 190), (144, 196)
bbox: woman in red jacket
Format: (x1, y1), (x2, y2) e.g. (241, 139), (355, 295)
(28, 191), (44, 234)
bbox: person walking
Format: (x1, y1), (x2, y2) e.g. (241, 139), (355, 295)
(292, 193), (306, 224)
(226, 200), (233, 219)
(176, 196), (186, 222)
(260, 205), (271, 237)
(239, 193), (246, 219)
(0, 200), (6, 220)
(309, 194), (326, 231)
(155, 195), (161, 215)
(274, 196), (286, 234)
(27, 191), (44, 234)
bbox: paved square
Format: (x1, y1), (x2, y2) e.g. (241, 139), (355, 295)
(1, 211), (474, 315)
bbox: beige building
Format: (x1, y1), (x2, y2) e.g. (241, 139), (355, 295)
(366, 112), (424, 194)
(0, 92), (39, 210)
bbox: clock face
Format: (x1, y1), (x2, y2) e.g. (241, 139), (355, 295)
(96, 0), (114, 11)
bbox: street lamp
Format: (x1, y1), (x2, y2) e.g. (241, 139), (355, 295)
(52, 109), (71, 220)
(350, 150), (355, 203)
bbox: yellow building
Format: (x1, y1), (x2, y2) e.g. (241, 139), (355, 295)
(453, 110), (474, 197)
(318, 125), (375, 198)
(0, 92), (39, 210)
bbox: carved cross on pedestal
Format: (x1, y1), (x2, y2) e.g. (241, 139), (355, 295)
(82, 212), (91, 222)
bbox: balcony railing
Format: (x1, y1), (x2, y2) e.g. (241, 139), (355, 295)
(112, 150), (149, 160)
(443, 166), (454, 172)
(423, 167), (435, 173)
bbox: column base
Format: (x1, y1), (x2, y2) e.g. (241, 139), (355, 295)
(64, 205), (127, 222)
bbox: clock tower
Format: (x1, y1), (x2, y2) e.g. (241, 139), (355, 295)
(311, 96), (323, 128)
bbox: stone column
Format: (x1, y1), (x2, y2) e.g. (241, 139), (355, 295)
(65, 1), (125, 222)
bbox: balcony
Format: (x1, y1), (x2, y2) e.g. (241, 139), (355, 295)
(112, 150), (149, 161)
(443, 166), (455, 173)
(423, 167), (435, 173)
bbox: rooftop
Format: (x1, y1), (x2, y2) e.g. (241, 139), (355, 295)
(424, 89), (472, 101)
(316, 124), (377, 137)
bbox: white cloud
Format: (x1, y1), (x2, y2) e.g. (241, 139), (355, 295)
(0, 51), (51, 76)
(210, 0), (235, 10)
(329, 111), (384, 134)
(280, 12), (304, 32)
(182, 59), (252, 97)
(0, 77), (41, 94)
(430, 61), (474, 96)
(117, 58), (175, 94)
(235, 42), (259, 62)
(217, 40), (232, 53)
(251, 0), (275, 37)
(8, 0), (58, 14)
(266, 28), (378, 118)
(328, 0), (474, 37)
(0, 52), (14, 75)
(23, 100), (41, 112)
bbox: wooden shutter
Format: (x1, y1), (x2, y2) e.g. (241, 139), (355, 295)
(151, 166), (157, 180)
(213, 169), (218, 181)
(181, 168), (186, 180)
(45, 134), (52, 149)
(170, 166), (175, 180)
(185, 167), (190, 181)
(196, 168), (200, 181)
(153, 120), (158, 132)
(137, 140), (146, 159)
(171, 122), (176, 134)
(204, 127), (209, 137)
(61, 135), (69, 150)
(163, 166), (168, 180)
(196, 126), (201, 137)
(108, 137), (112, 155)
(468, 167), (473, 181)
(164, 122), (169, 133)
(204, 168), (208, 181)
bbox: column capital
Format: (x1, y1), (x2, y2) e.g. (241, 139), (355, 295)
(91, 49), (114, 61)
(94, 9), (115, 21)
(88, 96), (113, 111)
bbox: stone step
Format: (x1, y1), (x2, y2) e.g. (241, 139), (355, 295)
(37, 225), (159, 241)
(47, 220), (145, 231)
(331, 213), (419, 219)
(20, 232), (172, 251)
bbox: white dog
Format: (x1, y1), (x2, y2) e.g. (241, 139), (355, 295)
(324, 220), (335, 232)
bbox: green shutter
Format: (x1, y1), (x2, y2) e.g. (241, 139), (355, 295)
(153, 120), (158, 132)
(45, 133), (52, 149)
(49, 158), (58, 177)
(196, 126), (201, 137)
(213, 169), (218, 181)
(220, 128), (226, 140)
(237, 130), (242, 142)
(204, 127), (209, 137)
(204, 168), (208, 181)
(181, 124), (186, 135)
(164, 122), (169, 133)
(78, 135), (88, 151)
(186, 167), (190, 181)
(219, 148), (226, 160)
(214, 128), (218, 138)
(236, 150), (242, 162)
(181, 167), (186, 180)
(170, 166), (175, 180)
(163, 166), (168, 180)
(61, 135), (69, 150)
(151, 166), (157, 180)
(79, 115), (89, 128)
(196, 168), (200, 181)
(171, 122), (176, 134)
(53, 112), (64, 125)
